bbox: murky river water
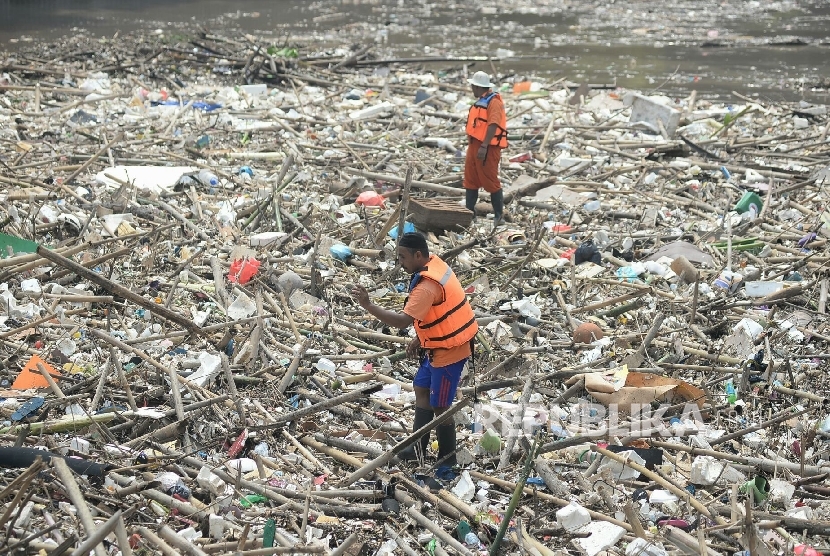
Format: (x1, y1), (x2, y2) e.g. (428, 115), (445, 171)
(1, 0), (828, 102)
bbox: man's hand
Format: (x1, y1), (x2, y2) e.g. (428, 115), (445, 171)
(350, 284), (371, 309)
(406, 337), (422, 358)
(477, 144), (488, 161)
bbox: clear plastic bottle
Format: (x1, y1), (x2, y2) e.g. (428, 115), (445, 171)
(197, 169), (219, 187)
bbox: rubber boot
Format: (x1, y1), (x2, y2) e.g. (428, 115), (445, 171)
(436, 423), (458, 467)
(465, 189), (479, 218)
(491, 189), (504, 227)
(398, 407), (434, 461)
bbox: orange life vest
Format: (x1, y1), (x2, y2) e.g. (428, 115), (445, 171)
(465, 91), (508, 148)
(407, 255), (479, 351)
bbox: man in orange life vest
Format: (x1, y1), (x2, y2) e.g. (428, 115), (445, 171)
(351, 233), (478, 466)
(464, 71), (508, 228)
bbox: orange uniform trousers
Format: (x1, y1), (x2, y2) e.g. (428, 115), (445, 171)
(463, 138), (502, 193)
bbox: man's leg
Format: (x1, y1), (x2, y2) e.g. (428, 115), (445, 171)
(429, 359), (467, 467)
(480, 146), (503, 226)
(463, 139), (482, 220)
(400, 357), (434, 461)
(491, 189), (504, 225)
(465, 188), (479, 216)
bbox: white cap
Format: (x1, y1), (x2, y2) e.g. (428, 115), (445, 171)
(467, 71), (495, 89)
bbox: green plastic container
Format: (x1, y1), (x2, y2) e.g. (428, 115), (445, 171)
(735, 191), (763, 215)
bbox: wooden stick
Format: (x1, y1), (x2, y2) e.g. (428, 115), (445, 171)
(571, 288), (651, 314)
(36, 362), (66, 398)
(651, 440), (830, 477)
(136, 526), (178, 556)
(211, 256), (228, 309)
(437, 489), (478, 520)
(664, 526), (719, 556)
(228, 547), (327, 555)
(595, 446), (723, 523)
(408, 506), (475, 556)
(709, 405), (814, 446)
(278, 291), (302, 342)
(154, 198), (209, 241)
(0, 457), (44, 501)
(338, 399), (469, 486)
(221, 353), (247, 424)
(90, 359), (111, 411)
(300, 480), (312, 544)
(70, 509), (125, 556)
(52, 458), (108, 556)
(498, 373), (534, 470)
(37, 246), (205, 336)
(772, 385), (824, 403)
(690, 279), (700, 325)
(553, 288), (578, 332)
(112, 346), (138, 411)
(0, 460), (42, 530)
(157, 525), (210, 556)
(622, 500), (647, 539)
(468, 470), (632, 532)
(395, 167), (414, 253)
(248, 383), (382, 431)
(277, 338), (309, 394)
(282, 430), (334, 476)
(344, 168), (467, 197)
(384, 525), (420, 556)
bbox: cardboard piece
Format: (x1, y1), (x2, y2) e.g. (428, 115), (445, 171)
(566, 370), (706, 413)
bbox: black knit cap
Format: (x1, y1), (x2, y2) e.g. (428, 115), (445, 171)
(398, 232), (428, 250)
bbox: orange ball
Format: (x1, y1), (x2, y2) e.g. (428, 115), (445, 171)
(573, 322), (604, 344)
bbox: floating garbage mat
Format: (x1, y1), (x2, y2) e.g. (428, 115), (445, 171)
(2, 12), (830, 556)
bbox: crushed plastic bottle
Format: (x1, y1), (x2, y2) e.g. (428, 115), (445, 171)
(464, 532), (482, 548)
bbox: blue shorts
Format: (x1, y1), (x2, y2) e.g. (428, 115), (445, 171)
(413, 356), (467, 408)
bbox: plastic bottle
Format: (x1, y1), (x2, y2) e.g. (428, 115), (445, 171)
(197, 169), (219, 188)
(464, 532), (482, 547)
(725, 381), (737, 405)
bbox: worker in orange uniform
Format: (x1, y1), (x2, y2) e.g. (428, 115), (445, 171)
(464, 71), (508, 228)
(351, 233), (478, 468)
